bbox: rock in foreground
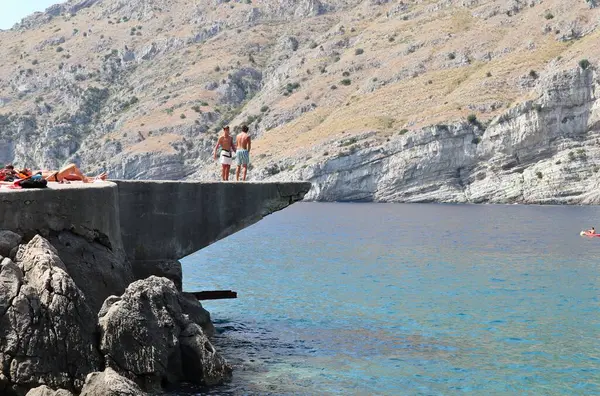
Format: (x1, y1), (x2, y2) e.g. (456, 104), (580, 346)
(0, 236), (102, 395)
(25, 385), (74, 396)
(79, 368), (146, 396)
(99, 276), (231, 393)
(0, 233), (230, 395)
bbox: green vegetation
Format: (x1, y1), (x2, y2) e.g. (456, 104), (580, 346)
(536, 171), (543, 179)
(399, 129), (408, 135)
(284, 82), (300, 94)
(472, 137), (481, 144)
(340, 137), (358, 147)
(340, 79), (352, 86)
(467, 114), (477, 124)
(544, 12), (554, 20)
(342, 71), (350, 77)
(180, 114), (186, 119)
(355, 48), (364, 55)
(529, 70), (539, 79)
(260, 105), (269, 112)
(56, 46), (64, 52)
(579, 59), (591, 70)
(448, 52), (456, 60)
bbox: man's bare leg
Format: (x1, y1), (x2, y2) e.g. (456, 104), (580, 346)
(242, 165), (247, 181)
(236, 166), (241, 181)
(60, 164), (88, 182)
(93, 172), (108, 181)
(221, 165), (226, 181)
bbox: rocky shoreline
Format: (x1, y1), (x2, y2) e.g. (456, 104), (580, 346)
(0, 231), (231, 396)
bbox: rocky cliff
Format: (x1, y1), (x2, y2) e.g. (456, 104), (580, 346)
(270, 66), (600, 204)
(0, 0), (599, 203)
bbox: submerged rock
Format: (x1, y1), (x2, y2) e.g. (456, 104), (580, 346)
(98, 276), (231, 392)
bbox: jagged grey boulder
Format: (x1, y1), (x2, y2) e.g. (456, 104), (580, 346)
(25, 385), (74, 396)
(0, 235), (102, 395)
(79, 368), (146, 396)
(48, 231), (134, 313)
(98, 276), (231, 393)
(0, 231), (21, 258)
(180, 292), (215, 337)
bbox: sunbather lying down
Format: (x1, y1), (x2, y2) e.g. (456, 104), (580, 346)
(43, 164), (108, 183)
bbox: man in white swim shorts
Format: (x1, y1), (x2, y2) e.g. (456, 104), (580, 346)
(213, 125), (235, 181)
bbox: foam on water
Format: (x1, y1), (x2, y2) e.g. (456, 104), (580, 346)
(179, 203), (600, 395)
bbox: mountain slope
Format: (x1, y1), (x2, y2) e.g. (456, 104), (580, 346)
(0, 0), (599, 202)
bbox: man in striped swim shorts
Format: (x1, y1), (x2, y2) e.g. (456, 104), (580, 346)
(235, 125), (252, 181)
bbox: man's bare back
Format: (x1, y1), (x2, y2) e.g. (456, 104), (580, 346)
(235, 125), (252, 181)
(236, 132), (251, 150)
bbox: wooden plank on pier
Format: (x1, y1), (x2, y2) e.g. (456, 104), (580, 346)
(191, 290), (238, 300)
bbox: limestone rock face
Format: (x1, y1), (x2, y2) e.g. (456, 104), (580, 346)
(98, 276), (231, 393)
(79, 368), (146, 396)
(0, 236), (102, 395)
(265, 66), (600, 204)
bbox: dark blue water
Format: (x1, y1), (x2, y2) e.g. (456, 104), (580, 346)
(181, 203), (600, 395)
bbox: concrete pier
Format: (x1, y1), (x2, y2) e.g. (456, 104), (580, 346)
(114, 180), (311, 261)
(0, 181), (311, 263)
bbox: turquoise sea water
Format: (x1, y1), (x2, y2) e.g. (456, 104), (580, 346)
(180, 203), (600, 395)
